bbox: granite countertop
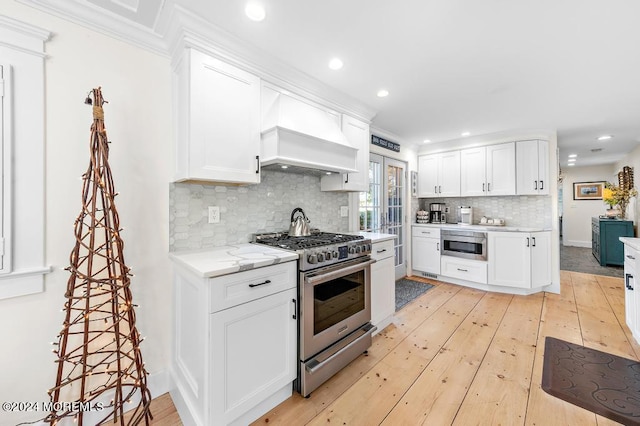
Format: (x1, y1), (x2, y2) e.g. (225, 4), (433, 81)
(620, 237), (640, 251)
(169, 243), (298, 278)
(412, 223), (551, 233)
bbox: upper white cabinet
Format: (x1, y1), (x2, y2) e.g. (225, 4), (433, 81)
(487, 231), (551, 289)
(321, 115), (370, 191)
(174, 48), (261, 184)
(417, 151), (460, 197)
(460, 142), (515, 196)
(516, 140), (549, 195)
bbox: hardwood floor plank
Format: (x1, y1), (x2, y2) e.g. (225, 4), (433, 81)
(380, 292), (513, 426)
(305, 287), (486, 425)
(452, 293), (544, 426)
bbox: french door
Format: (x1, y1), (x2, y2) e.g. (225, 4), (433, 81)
(359, 154), (406, 279)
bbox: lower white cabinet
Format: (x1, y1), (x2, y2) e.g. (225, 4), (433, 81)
(487, 231), (551, 289)
(412, 227), (441, 275)
(623, 244), (640, 343)
(370, 238), (395, 333)
(172, 261), (297, 425)
(440, 256), (488, 284)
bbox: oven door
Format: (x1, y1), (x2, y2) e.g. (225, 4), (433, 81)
(300, 256), (375, 361)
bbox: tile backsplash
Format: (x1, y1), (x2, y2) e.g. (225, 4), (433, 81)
(418, 196), (553, 228)
(169, 170), (349, 251)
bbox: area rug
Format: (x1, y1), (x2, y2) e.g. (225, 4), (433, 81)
(395, 278), (433, 311)
(542, 336), (640, 425)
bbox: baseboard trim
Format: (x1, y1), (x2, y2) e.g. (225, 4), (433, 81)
(563, 240), (591, 248)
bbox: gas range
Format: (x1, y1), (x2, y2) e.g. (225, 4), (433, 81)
(253, 231), (372, 271)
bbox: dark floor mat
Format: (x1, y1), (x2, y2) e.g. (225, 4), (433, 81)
(542, 336), (640, 425)
(395, 278), (433, 311)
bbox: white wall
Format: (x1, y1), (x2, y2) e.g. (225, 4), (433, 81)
(0, 3), (172, 425)
(614, 144), (640, 234)
(561, 164), (615, 247)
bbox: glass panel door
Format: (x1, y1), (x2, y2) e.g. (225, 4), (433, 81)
(359, 154), (407, 279)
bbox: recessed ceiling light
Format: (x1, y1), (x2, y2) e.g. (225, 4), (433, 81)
(377, 89), (389, 98)
(245, 2), (266, 21)
(568, 158), (576, 163)
(568, 154), (577, 158)
(461, 132), (470, 137)
(281, 165), (288, 169)
(326, 172), (332, 175)
(423, 139), (431, 144)
(328, 58), (343, 70)
(597, 135), (613, 141)
(567, 163), (575, 166)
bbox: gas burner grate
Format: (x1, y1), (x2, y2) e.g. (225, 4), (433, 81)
(254, 232), (364, 251)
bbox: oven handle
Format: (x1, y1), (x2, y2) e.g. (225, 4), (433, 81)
(305, 323), (377, 375)
(305, 258), (376, 285)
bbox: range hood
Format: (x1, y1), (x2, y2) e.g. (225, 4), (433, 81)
(260, 92), (358, 175)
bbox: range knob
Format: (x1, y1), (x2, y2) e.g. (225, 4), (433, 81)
(332, 251), (339, 259)
(324, 251), (332, 261)
(366, 243), (372, 252)
(355, 246), (361, 253)
(348, 246), (355, 254)
(307, 254), (317, 264)
(317, 252), (325, 262)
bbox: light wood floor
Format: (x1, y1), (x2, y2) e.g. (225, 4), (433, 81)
(150, 271), (639, 425)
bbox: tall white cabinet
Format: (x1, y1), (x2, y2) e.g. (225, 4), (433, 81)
(417, 151), (460, 197)
(460, 142), (515, 196)
(516, 139), (549, 195)
(173, 48), (261, 184)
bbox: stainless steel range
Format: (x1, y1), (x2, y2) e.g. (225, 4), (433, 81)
(254, 231), (376, 397)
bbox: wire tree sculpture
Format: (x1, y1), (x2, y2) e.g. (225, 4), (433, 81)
(46, 87), (152, 425)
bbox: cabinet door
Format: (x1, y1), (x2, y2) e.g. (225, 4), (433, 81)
(187, 49), (261, 184)
(412, 236), (440, 274)
(460, 147), (486, 196)
(371, 256), (395, 328)
(488, 232), (531, 288)
(537, 140), (549, 194)
(516, 140), (541, 195)
(486, 142), (515, 196)
(210, 288), (296, 424)
(418, 155), (439, 197)
(439, 151), (461, 197)
(321, 115), (369, 191)
(530, 232), (552, 287)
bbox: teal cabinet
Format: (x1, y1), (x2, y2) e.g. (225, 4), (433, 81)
(592, 218), (634, 266)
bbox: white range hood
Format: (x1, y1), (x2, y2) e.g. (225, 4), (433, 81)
(260, 91), (358, 175)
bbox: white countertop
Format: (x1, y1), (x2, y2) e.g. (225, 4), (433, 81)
(357, 231), (396, 242)
(412, 223), (550, 233)
(169, 243), (298, 278)
(620, 237), (640, 251)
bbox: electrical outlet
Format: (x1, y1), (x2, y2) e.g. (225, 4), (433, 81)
(340, 206), (349, 217)
(208, 206), (220, 224)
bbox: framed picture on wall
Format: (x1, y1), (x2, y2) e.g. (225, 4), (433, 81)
(573, 181), (605, 200)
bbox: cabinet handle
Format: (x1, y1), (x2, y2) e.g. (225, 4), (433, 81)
(345, 174), (349, 184)
(626, 274), (634, 290)
(532, 237), (536, 247)
(487, 182), (491, 192)
(539, 180), (544, 190)
(482, 183), (485, 192)
(248, 279), (271, 288)
(436, 242), (440, 251)
(526, 237), (530, 247)
(438, 185), (442, 193)
(435, 185), (437, 194)
(627, 255), (636, 260)
(457, 268), (468, 272)
(255, 155), (260, 174)
(421, 231), (431, 235)
(292, 299), (297, 320)
(377, 249), (387, 253)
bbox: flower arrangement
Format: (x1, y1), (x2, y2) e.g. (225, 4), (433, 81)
(603, 181), (637, 218)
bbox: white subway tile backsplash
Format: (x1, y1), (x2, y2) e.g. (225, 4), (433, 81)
(169, 170), (349, 251)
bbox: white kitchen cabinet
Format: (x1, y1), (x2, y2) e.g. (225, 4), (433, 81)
(321, 115), (369, 191)
(460, 142), (515, 196)
(370, 238), (395, 333)
(417, 151), (460, 197)
(488, 231), (551, 289)
(516, 140), (549, 195)
(623, 244), (640, 343)
(172, 261), (297, 425)
(440, 256), (488, 284)
(412, 227), (441, 275)
(173, 48), (261, 184)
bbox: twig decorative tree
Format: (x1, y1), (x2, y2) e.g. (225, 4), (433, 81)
(46, 87), (152, 425)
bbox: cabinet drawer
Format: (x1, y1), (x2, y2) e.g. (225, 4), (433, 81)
(625, 246), (640, 271)
(441, 256), (487, 284)
(412, 227), (441, 238)
(209, 261), (297, 313)
(371, 239), (394, 261)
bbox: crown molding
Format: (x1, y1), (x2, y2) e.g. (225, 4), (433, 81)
(0, 14), (50, 55)
(17, 0), (168, 56)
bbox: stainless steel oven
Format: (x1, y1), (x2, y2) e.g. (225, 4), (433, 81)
(253, 231), (376, 397)
(441, 229), (487, 260)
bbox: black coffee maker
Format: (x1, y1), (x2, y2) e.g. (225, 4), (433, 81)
(429, 203), (446, 223)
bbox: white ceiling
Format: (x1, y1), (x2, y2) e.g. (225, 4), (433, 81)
(33, 0), (640, 168)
